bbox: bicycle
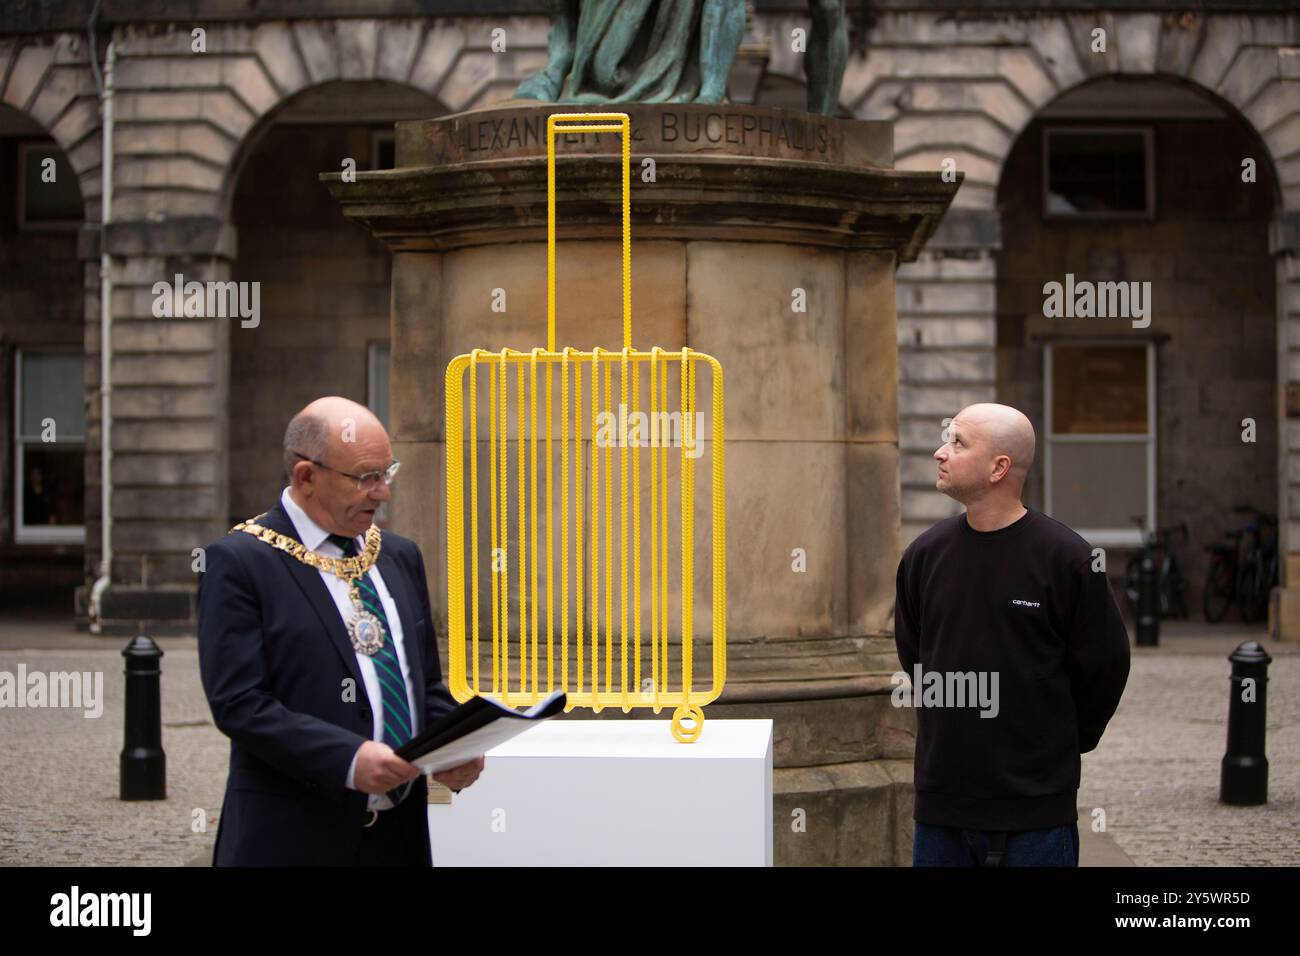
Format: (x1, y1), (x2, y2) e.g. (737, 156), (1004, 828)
(1124, 517), (1189, 621)
(1203, 534), (1238, 624)
(1235, 505), (1277, 624)
(1203, 505), (1278, 624)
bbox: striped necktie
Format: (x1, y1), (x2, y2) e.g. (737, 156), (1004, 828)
(329, 533), (414, 805)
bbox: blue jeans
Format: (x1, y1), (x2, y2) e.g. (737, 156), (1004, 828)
(913, 821), (1079, 867)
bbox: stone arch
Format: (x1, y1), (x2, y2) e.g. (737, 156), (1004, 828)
(101, 17), (536, 225)
(843, 11), (1299, 213)
(0, 34), (103, 222)
(995, 72), (1286, 213)
(218, 77), (448, 222)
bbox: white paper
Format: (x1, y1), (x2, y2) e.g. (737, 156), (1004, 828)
(411, 689), (566, 774)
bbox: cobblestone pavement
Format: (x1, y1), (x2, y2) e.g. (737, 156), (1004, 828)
(1, 623), (1296, 866)
(1077, 634), (1300, 867)
(0, 643), (226, 866)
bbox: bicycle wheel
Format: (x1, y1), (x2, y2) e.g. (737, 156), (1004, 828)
(1203, 557), (1233, 623)
(1165, 562), (1189, 619)
(1238, 554), (1267, 624)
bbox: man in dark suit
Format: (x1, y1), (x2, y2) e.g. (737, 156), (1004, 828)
(198, 395), (483, 866)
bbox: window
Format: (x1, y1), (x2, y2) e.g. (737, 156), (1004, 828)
(18, 142), (82, 229)
(14, 350), (85, 544)
(1044, 342), (1155, 547)
(1043, 127), (1153, 220)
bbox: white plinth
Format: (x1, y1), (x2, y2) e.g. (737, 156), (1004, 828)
(427, 718), (773, 866)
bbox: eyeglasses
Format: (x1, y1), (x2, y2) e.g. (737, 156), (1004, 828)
(292, 452), (400, 492)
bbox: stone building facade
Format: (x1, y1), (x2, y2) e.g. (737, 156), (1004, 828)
(1, 1), (1298, 635)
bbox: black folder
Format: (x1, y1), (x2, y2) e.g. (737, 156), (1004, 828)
(396, 689), (566, 773)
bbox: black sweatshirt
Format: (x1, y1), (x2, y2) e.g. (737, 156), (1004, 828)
(893, 505), (1131, 830)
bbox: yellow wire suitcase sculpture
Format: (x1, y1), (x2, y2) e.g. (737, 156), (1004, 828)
(443, 112), (726, 741)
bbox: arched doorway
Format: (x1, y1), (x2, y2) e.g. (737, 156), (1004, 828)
(994, 76), (1281, 623)
(223, 80), (445, 526)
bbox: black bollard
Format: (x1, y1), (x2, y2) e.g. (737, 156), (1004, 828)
(1220, 640), (1271, 805)
(1135, 549), (1159, 646)
(120, 635), (166, 800)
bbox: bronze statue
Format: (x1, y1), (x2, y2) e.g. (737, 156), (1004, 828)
(515, 0), (848, 116)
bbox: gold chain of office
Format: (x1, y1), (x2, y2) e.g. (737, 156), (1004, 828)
(228, 514), (383, 577)
(228, 514), (387, 655)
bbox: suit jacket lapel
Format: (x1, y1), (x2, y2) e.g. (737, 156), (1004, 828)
(377, 543), (425, 734)
(257, 502), (367, 697)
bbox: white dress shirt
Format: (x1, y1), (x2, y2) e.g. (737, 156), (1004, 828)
(280, 486), (418, 811)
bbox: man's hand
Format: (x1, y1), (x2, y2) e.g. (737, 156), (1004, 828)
(433, 755), (485, 792)
(354, 740), (421, 795)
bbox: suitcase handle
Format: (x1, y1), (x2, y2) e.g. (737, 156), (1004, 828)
(546, 112), (631, 352)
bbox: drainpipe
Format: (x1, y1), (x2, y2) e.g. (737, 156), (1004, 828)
(88, 16), (115, 633)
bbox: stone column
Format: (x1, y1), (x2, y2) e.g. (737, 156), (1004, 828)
(388, 250), (447, 621)
(894, 209), (1000, 546)
(79, 218), (235, 634)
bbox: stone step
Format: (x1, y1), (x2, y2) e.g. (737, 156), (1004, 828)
(774, 759), (914, 865)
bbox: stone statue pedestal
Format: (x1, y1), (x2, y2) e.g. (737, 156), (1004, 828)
(326, 101), (958, 865)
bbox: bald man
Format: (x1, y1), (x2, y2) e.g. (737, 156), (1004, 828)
(198, 396), (483, 866)
(893, 403), (1130, 867)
